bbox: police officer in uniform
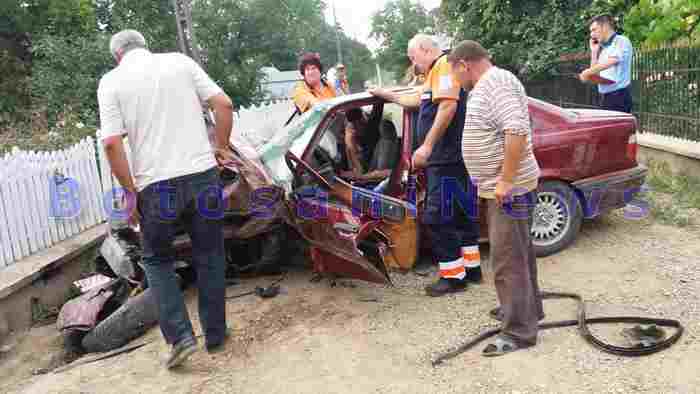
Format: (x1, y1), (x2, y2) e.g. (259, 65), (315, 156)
(370, 34), (481, 296)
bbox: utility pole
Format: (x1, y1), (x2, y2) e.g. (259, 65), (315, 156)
(171, 0), (216, 134)
(172, 0), (203, 68)
(332, 0), (343, 65)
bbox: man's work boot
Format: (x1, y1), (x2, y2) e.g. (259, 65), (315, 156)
(425, 277), (467, 297)
(165, 336), (197, 369)
(464, 266), (483, 284)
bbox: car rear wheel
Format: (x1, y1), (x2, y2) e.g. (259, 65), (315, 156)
(532, 181), (583, 257)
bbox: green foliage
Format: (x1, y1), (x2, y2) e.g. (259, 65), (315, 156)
(0, 109), (98, 155)
(1, 0), (100, 127)
(370, 0), (433, 78)
(308, 21), (375, 90)
(0, 49), (31, 126)
(0, 0), (377, 148)
(643, 158), (700, 226)
(192, 0), (375, 101)
(625, 0), (700, 46)
(97, 0), (178, 52)
(1, 0), (96, 38)
(30, 34), (112, 128)
(192, 0), (265, 107)
(341, 38), (375, 91)
(632, 44), (700, 141)
(440, 0), (637, 80)
(237, 0), (327, 70)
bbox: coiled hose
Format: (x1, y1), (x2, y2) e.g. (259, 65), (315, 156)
(431, 291), (684, 366)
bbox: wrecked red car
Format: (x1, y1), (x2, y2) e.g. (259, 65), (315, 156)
(100, 87), (647, 288)
(242, 88), (647, 285)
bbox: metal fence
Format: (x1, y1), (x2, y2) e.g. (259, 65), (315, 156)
(525, 44), (700, 141)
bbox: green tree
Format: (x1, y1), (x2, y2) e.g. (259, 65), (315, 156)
(370, 0), (433, 77)
(309, 22), (374, 90)
(440, 0), (637, 79)
(342, 38), (376, 91)
(192, 0), (265, 107)
(30, 34), (111, 128)
(625, 0), (700, 46)
(97, 0), (178, 52)
(0, 0), (100, 127)
(1, 0), (97, 38)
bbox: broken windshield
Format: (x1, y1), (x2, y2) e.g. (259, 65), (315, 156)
(256, 101), (333, 193)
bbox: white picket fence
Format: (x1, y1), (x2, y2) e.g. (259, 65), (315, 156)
(0, 98), (340, 271)
(0, 137), (107, 268)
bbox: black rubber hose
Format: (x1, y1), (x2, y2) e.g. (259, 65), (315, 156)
(431, 291), (684, 366)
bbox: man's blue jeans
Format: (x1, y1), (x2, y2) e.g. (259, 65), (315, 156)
(137, 167), (227, 346)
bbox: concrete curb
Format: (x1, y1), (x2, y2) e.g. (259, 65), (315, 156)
(0, 223), (108, 301)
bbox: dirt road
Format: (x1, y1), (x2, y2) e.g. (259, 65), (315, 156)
(3, 208), (699, 394)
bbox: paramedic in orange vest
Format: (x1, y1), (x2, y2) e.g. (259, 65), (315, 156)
(370, 34), (481, 296)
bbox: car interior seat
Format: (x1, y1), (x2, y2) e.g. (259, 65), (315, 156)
(369, 119), (400, 172)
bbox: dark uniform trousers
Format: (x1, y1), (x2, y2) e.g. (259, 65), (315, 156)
(417, 79), (479, 266)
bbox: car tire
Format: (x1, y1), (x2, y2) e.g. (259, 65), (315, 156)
(532, 180), (583, 257)
(81, 288), (159, 354)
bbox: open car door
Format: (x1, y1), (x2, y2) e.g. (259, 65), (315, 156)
(283, 106), (418, 285)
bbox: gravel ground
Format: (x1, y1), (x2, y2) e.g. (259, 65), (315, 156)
(4, 208), (700, 394)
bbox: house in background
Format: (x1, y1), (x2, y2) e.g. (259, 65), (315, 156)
(260, 66), (302, 100)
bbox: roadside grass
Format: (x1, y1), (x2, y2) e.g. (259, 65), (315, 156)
(640, 159), (700, 227)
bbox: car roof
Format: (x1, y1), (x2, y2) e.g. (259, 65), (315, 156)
(320, 87), (420, 111)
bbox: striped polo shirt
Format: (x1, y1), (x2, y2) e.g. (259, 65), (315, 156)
(462, 66), (540, 199)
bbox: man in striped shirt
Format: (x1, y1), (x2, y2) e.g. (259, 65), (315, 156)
(448, 40), (544, 356)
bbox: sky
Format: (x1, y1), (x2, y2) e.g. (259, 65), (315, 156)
(323, 0), (442, 54)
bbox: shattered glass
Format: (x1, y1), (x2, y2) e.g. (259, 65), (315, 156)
(256, 102), (332, 193)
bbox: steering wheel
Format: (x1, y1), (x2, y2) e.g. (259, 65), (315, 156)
(285, 152), (333, 190)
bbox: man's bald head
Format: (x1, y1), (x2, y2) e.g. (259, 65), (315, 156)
(407, 34), (439, 52)
(407, 34), (442, 74)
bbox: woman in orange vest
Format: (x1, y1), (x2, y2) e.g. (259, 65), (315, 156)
(292, 52), (337, 113)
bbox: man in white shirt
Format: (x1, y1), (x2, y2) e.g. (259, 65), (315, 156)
(98, 29), (234, 369)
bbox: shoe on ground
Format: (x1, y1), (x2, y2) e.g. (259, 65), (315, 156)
(482, 335), (534, 357)
(206, 327), (232, 354)
(425, 277), (467, 297)
(165, 336), (197, 369)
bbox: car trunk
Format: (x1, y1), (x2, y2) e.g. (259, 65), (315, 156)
(569, 109), (639, 175)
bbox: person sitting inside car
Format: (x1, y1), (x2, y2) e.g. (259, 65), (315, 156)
(339, 108), (399, 190)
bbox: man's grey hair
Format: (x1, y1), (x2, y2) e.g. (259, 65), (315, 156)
(109, 29), (147, 59)
(408, 33), (439, 51)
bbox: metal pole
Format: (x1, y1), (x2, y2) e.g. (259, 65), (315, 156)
(172, 0), (187, 55)
(332, 0), (343, 65)
(171, 0), (216, 132)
